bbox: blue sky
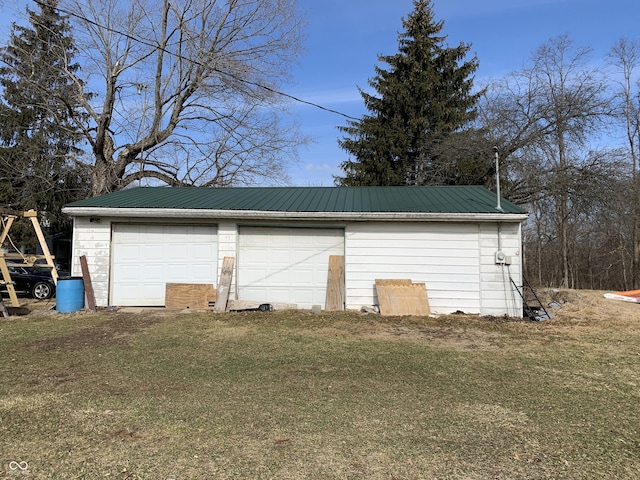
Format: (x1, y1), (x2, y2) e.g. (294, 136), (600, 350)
(1, 0), (639, 186)
(289, 0), (640, 185)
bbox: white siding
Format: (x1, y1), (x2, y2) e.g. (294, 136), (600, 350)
(70, 215), (524, 316)
(344, 221), (523, 316)
(478, 223), (523, 316)
(345, 222), (481, 314)
(217, 222), (238, 300)
(70, 217), (112, 307)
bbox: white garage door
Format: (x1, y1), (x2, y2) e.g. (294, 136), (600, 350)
(111, 224), (217, 306)
(238, 227), (344, 309)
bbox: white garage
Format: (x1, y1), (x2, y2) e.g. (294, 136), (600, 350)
(237, 226), (344, 309)
(111, 224), (217, 306)
(63, 186), (529, 316)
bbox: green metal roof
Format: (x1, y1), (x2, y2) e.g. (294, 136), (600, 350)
(64, 186), (526, 214)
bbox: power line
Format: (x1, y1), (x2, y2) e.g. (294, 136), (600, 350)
(33, 0), (361, 122)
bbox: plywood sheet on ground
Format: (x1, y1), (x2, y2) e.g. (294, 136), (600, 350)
(325, 255), (345, 311)
(165, 283), (216, 309)
(375, 279), (430, 316)
(214, 256), (234, 312)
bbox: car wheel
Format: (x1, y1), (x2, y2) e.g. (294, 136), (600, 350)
(32, 281), (53, 300)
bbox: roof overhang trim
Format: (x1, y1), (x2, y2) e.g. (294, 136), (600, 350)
(63, 206), (529, 223)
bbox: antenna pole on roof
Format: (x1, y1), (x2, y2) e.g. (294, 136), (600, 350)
(494, 146), (503, 212)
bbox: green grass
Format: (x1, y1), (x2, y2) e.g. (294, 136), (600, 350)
(1, 307), (639, 479)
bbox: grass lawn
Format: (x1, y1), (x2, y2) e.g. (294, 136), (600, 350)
(1, 290), (639, 479)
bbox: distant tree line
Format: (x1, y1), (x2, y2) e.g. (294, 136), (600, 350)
(1, 0), (639, 291)
(336, 1), (640, 291)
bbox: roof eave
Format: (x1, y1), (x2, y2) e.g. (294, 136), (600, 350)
(62, 206), (529, 223)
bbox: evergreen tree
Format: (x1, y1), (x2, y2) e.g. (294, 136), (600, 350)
(0, 0), (89, 246)
(336, 0), (484, 186)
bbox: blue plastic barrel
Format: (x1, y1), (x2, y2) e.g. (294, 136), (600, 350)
(56, 277), (85, 313)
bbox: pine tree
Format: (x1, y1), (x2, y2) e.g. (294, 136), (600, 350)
(336, 0), (484, 186)
(0, 0), (89, 245)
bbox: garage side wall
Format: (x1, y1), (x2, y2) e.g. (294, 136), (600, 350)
(345, 222), (482, 314)
(344, 221), (524, 316)
(479, 222), (523, 316)
(70, 217), (112, 307)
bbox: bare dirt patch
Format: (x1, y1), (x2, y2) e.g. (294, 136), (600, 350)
(359, 322), (510, 350)
(334, 288), (640, 350)
(13, 288), (639, 355)
(22, 313), (167, 352)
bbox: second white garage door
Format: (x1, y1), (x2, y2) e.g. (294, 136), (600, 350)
(111, 224), (217, 306)
(238, 227), (344, 309)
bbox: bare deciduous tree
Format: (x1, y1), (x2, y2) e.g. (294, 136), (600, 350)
(480, 35), (611, 287)
(59, 0), (305, 195)
(608, 38), (640, 287)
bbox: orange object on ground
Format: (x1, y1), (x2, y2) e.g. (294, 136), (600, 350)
(612, 289), (640, 298)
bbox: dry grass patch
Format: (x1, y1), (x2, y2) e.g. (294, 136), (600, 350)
(1, 290), (639, 479)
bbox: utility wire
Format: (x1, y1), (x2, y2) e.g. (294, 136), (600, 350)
(34, 0), (361, 122)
